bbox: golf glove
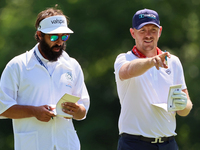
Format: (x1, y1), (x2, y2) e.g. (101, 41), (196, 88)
(171, 90), (187, 111)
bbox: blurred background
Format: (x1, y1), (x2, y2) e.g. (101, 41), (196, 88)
(0, 0), (199, 149)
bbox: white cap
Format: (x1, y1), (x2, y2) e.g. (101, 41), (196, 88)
(37, 15), (74, 34)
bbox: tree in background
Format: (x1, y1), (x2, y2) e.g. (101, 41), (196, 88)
(0, 0), (199, 149)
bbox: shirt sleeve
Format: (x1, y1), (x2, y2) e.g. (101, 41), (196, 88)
(0, 60), (19, 116)
(71, 59), (90, 120)
(114, 53), (129, 82)
(175, 56), (187, 90)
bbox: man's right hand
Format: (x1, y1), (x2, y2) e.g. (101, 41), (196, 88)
(34, 105), (55, 122)
(0, 104), (55, 122)
(151, 51), (170, 70)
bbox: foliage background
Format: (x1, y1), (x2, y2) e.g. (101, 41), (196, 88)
(0, 0), (199, 149)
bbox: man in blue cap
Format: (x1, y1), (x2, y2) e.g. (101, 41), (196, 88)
(114, 8), (193, 150)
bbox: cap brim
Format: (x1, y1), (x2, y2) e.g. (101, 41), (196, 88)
(41, 27), (74, 34)
(136, 22), (160, 30)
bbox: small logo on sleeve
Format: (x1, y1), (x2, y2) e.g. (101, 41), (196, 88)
(165, 69), (171, 75)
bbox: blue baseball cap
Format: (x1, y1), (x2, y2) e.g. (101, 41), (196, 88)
(132, 9), (160, 30)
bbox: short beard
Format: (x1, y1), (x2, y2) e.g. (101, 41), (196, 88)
(39, 38), (66, 62)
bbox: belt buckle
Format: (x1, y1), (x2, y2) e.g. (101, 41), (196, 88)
(151, 137), (164, 143)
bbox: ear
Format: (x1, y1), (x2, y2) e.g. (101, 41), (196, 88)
(36, 31), (42, 40)
(130, 28), (135, 39)
(158, 26), (162, 37)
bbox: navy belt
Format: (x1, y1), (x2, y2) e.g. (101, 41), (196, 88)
(121, 133), (175, 143)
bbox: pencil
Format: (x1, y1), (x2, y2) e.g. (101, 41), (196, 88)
(164, 50), (168, 65)
(48, 106), (54, 119)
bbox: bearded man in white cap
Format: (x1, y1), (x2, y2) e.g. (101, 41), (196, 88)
(0, 7), (90, 150)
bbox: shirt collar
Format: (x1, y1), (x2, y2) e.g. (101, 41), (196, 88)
(132, 45), (162, 58)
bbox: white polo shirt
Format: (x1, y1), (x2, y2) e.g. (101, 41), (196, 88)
(114, 51), (186, 138)
(0, 43), (90, 150)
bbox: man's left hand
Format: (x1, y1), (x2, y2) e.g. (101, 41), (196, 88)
(62, 102), (86, 120)
(172, 90), (187, 111)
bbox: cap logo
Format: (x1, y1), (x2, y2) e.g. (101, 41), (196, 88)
(38, 15), (74, 34)
(139, 14), (156, 19)
(51, 19), (65, 24)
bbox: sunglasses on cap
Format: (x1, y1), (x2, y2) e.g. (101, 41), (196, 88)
(49, 34), (70, 42)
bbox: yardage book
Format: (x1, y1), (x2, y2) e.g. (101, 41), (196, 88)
(56, 93), (80, 118)
(152, 84), (182, 112)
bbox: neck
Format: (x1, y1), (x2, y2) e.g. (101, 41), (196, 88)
(144, 49), (157, 57)
(38, 43), (48, 59)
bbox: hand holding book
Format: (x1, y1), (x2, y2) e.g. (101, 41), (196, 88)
(56, 93), (80, 118)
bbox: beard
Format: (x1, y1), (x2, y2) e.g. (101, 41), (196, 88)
(39, 38), (66, 62)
